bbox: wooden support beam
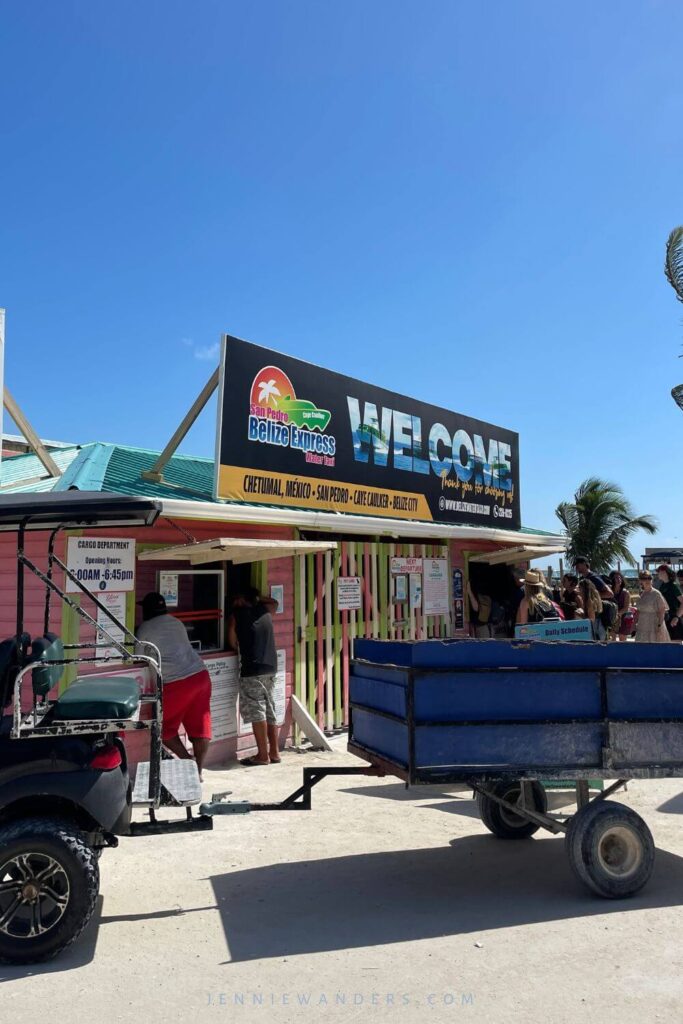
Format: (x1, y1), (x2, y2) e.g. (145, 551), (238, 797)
(142, 366), (219, 483)
(3, 387), (62, 479)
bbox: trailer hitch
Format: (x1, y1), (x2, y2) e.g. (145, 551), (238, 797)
(200, 764), (384, 816)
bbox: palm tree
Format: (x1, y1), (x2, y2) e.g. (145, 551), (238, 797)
(555, 477), (657, 572)
(665, 227), (683, 410)
(665, 226), (683, 303)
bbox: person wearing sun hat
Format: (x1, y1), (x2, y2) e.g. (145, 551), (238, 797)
(515, 569), (557, 626)
(135, 592), (212, 779)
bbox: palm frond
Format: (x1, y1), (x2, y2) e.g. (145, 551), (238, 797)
(555, 477), (657, 573)
(665, 226), (683, 303)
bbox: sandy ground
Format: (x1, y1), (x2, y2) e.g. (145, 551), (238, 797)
(2, 737), (683, 1023)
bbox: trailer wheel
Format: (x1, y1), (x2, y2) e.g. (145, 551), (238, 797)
(565, 800), (654, 899)
(0, 818), (100, 964)
(477, 781), (547, 839)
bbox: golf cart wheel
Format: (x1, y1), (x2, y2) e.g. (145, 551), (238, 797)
(565, 800), (654, 899)
(477, 780), (547, 839)
(0, 818), (100, 964)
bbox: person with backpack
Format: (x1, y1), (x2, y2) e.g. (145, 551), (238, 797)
(516, 570), (559, 625)
(466, 580), (504, 637)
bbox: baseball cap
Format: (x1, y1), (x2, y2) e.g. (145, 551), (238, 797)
(137, 592), (167, 616)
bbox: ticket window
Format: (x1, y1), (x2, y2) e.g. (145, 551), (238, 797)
(157, 569), (225, 653)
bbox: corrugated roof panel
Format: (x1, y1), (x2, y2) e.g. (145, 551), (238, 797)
(101, 445), (214, 500)
(0, 446), (82, 491)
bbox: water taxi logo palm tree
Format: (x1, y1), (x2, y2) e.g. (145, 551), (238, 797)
(257, 378), (281, 407)
(249, 365), (332, 431)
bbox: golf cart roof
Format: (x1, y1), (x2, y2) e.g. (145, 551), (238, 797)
(0, 492), (162, 531)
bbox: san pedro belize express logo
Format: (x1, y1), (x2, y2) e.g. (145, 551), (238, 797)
(248, 365), (337, 466)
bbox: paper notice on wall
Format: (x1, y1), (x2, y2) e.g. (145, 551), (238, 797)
(423, 558), (449, 616)
(207, 655), (241, 741)
(96, 591), (128, 665)
(337, 576), (362, 610)
(159, 572), (179, 608)
(239, 650), (286, 733)
(409, 572), (423, 610)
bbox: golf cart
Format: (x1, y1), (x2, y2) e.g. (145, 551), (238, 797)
(0, 493), (211, 965)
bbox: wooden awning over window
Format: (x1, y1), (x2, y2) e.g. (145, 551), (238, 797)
(138, 537), (337, 565)
(468, 544), (565, 566)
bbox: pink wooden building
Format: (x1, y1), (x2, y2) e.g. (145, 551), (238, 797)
(0, 439), (564, 766)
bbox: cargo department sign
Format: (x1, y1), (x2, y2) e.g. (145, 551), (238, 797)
(215, 335), (520, 528)
(66, 537), (136, 593)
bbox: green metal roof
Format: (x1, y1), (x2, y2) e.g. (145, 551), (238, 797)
(0, 442), (213, 500)
(0, 446), (83, 492)
(101, 444), (213, 500)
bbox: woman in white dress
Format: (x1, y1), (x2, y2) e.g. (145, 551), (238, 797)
(634, 571), (670, 643)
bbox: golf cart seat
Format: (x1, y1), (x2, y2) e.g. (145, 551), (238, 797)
(31, 634), (141, 721)
(53, 677), (140, 721)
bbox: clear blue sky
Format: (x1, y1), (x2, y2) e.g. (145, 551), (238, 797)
(2, 1), (682, 558)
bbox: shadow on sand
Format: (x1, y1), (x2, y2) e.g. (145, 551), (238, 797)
(657, 790), (683, 814)
(208, 835), (683, 963)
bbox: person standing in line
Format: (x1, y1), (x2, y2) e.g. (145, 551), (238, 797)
(506, 568), (526, 636)
(516, 570), (557, 625)
(656, 564), (682, 639)
(575, 558), (612, 639)
(560, 573), (584, 621)
(135, 592), (212, 779)
(575, 557), (614, 597)
(609, 571), (632, 641)
(228, 588), (280, 766)
(466, 580), (494, 638)
(634, 572), (670, 643)
(577, 577), (603, 638)
(671, 588), (683, 643)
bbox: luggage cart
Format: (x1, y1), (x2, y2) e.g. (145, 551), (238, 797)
(204, 636), (683, 900)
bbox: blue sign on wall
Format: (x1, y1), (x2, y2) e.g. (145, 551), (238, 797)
(515, 619), (593, 642)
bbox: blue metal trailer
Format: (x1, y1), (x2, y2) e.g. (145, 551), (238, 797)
(344, 637), (683, 899)
(207, 636), (683, 899)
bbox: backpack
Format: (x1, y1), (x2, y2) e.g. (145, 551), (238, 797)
(489, 600), (506, 627)
(601, 600), (618, 629)
(529, 598), (560, 623)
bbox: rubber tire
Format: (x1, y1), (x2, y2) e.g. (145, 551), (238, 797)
(565, 800), (654, 899)
(477, 780), (548, 840)
(0, 818), (100, 964)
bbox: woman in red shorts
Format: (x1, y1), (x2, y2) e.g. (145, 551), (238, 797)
(136, 592), (212, 778)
